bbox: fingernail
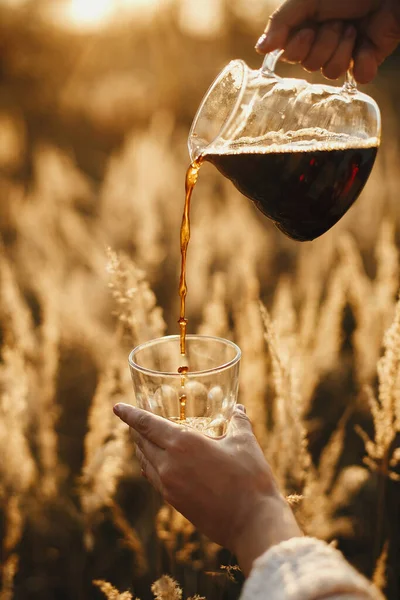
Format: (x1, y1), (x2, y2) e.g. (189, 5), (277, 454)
(255, 27), (282, 52)
(236, 404), (247, 414)
(345, 25), (356, 38)
(113, 404), (122, 417)
(255, 32), (269, 51)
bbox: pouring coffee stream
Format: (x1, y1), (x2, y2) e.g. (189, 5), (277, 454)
(177, 51), (381, 418)
(177, 159), (202, 420)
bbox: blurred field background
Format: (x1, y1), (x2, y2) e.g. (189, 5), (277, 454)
(0, 0), (400, 599)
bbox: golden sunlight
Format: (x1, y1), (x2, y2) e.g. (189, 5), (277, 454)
(122, 0), (160, 7)
(50, 0), (163, 30)
(67, 0), (114, 27)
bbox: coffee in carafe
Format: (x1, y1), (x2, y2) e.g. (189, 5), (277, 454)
(204, 134), (378, 241)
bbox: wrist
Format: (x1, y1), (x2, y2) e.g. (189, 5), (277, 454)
(231, 492), (302, 577)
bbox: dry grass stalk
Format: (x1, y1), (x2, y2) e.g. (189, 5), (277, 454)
(356, 295), (400, 480)
(17, 145), (104, 283)
(0, 345), (36, 496)
(2, 496), (23, 556)
(311, 261), (348, 380)
(197, 272), (229, 339)
(80, 308), (139, 532)
(0, 113), (25, 171)
(315, 408), (352, 496)
(329, 466), (370, 510)
(374, 221), (399, 324)
(220, 564), (241, 582)
(33, 277), (60, 497)
(156, 505), (214, 570)
(83, 361), (129, 473)
(298, 410), (351, 538)
(0, 251), (36, 585)
(372, 540), (389, 591)
(0, 252), (35, 357)
(341, 224), (399, 384)
(80, 356), (137, 540)
(297, 271), (322, 354)
(0, 554), (19, 600)
(264, 254), (348, 419)
(259, 300), (311, 492)
(234, 269), (268, 449)
(93, 579), (134, 600)
(80, 425), (131, 525)
(390, 447), (400, 470)
(100, 116), (178, 270)
(259, 277), (356, 538)
(107, 248), (166, 348)
(110, 501), (148, 577)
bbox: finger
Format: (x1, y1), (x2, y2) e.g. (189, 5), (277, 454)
(322, 25), (357, 80)
(256, 0), (315, 54)
(353, 41), (379, 84)
(362, 5), (400, 65)
(302, 21), (343, 72)
(113, 403), (181, 448)
(281, 28), (316, 64)
(236, 404), (246, 414)
(227, 406), (254, 436)
(255, 0), (379, 54)
(136, 446), (163, 492)
(133, 431), (164, 466)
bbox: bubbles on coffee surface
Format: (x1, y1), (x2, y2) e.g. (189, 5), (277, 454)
(212, 127), (379, 154)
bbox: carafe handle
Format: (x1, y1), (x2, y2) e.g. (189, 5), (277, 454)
(261, 49), (284, 76)
(342, 63), (357, 94)
(261, 49), (358, 93)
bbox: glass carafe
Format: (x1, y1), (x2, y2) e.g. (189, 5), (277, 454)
(188, 50), (381, 241)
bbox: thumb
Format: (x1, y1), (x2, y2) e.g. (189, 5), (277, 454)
(229, 404), (253, 434)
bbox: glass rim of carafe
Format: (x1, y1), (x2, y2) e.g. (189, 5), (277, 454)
(189, 55), (382, 161)
(188, 59), (248, 162)
(128, 334), (241, 378)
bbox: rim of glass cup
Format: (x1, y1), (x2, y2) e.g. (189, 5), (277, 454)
(128, 334), (241, 378)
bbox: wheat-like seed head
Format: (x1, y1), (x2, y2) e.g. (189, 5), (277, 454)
(107, 248), (166, 348)
(93, 580), (134, 600)
(151, 575), (183, 600)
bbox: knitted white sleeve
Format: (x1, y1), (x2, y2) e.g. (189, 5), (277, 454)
(240, 537), (384, 600)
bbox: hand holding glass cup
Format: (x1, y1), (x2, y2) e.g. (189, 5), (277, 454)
(128, 335), (241, 438)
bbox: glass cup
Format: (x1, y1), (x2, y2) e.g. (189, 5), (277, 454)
(128, 335), (241, 438)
